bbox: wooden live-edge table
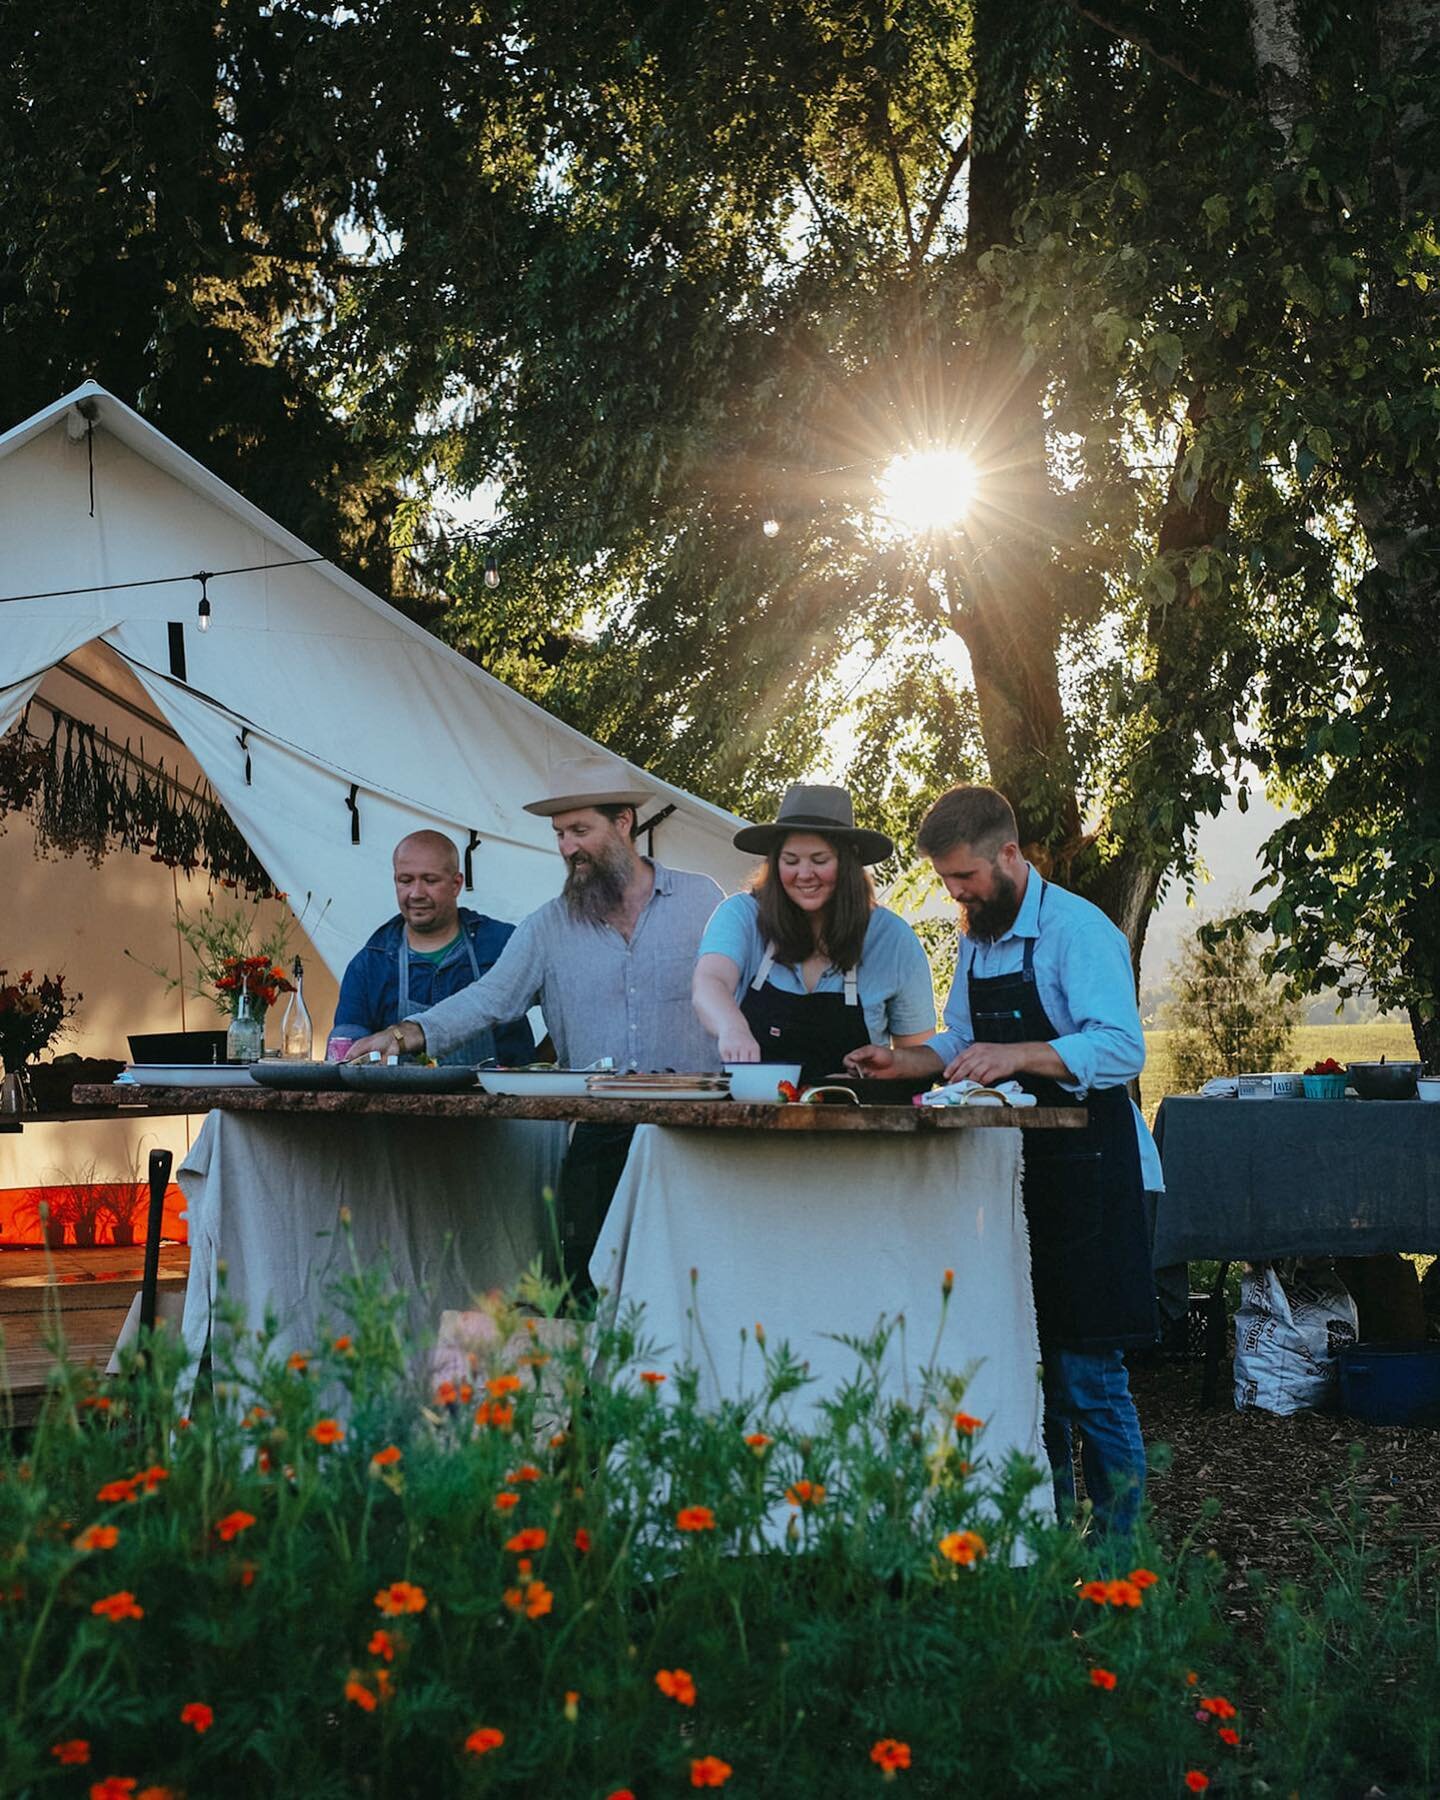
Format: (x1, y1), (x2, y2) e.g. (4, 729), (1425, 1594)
(74, 1084), (1086, 1132)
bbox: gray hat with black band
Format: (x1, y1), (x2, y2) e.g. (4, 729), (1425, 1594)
(732, 784), (894, 864)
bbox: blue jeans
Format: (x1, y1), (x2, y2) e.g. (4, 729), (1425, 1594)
(1042, 1347), (1146, 1537)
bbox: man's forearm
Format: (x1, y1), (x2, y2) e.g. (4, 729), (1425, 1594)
(884, 1044), (945, 1080)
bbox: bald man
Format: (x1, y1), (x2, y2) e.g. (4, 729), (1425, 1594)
(331, 831), (536, 1067)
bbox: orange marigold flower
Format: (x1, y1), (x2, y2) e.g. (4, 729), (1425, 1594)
(942, 1268), (955, 1297)
(374, 1579), (427, 1616)
(332, 1335), (354, 1353)
(493, 1492), (520, 1512)
(74, 1524), (119, 1552)
(344, 1673), (378, 1712)
(96, 1478), (138, 1505)
(1080, 1581), (1110, 1604)
(1184, 1775), (1210, 1794)
(1129, 1566), (1159, 1589)
(216, 1510), (256, 1542)
(953, 1411), (985, 1435)
(464, 1726), (505, 1756)
(433, 1380), (460, 1405)
(91, 1590), (143, 1622)
(475, 1400), (516, 1429)
(137, 1788), (177, 1800)
(370, 1445), (402, 1468)
(676, 1505), (716, 1532)
(506, 1463), (542, 1484)
(574, 1527), (592, 1553)
(368, 1627), (397, 1661)
(870, 1738), (912, 1774)
(1199, 1695), (1237, 1720)
(1105, 1578), (1143, 1608)
(785, 1480), (825, 1509)
(487, 1373), (521, 1397)
(134, 1465), (168, 1494)
(938, 1529), (987, 1566)
(180, 1701), (214, 1733)
(1089, 1667), (1118, 1691)
(550, 1433), (568, 1449)
(744, 1432), (772, 1453)
(309, 1418), (344, 1446)
(1186, 1671), (1199, 1686)
(604, 1791), (637, 1800)
(503, 1578), (554, 1620)
(89, 1781), (138, 1800)
(51, 1739), (90, 1764)
(504, 1526), (547, 1554)
(655, 1667), (697, 1706)
(1218, 1727), (1240, 1747)
(640, 1370), (667, 1386)
(564, 1689), (580, 1721)
(286, 1351), (310, 1373)
(236, 1561), (258, 1588)
(690, 1755), (733, 1788)
(79, 1395), (112, 1412)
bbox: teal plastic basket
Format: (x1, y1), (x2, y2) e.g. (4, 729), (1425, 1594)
(1302, 1072), (1348, 1099)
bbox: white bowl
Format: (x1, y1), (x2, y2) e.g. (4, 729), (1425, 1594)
(1417, 1077), (1440, 1104)
(724, 1062), (803, 1103)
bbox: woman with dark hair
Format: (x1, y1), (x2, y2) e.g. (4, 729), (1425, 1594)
(692, 785), (935, 1089)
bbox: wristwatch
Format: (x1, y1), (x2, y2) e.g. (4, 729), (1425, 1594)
(390, 1025), (409, 1052)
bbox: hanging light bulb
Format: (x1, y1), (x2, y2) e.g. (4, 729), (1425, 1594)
(762, 515), (780, 538)
(196, 571), (212, 632)
(483, 553), (500, 589)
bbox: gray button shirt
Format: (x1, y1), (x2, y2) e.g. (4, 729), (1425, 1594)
(408, 859), (726, 1073)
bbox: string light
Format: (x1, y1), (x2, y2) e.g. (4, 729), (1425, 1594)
(196, 571), (213, 633)
(761, 515), (780, 538)
(483, 553), (500, 589)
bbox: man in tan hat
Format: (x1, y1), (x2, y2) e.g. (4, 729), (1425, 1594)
(344, 752), (725, 1294)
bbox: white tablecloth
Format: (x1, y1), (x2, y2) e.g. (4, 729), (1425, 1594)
(177, 1111), (568, 1370)
(592, 1124), (1047, 1497)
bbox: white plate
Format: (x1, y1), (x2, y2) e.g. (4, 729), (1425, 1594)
(586, 1083), (732, 1102)
(119, 1064), (260, 1088)
(477, 1070), (594, 1098)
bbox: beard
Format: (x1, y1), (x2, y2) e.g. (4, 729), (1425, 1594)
(562, 835), (634, 924)
(961, 868), (1022, 943)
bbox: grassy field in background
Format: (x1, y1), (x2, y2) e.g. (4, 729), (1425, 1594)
(1139, 1020), (1419, 1124)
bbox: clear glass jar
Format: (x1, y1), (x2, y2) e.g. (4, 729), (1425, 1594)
(226, 990), (264, 1063)
(280, 956), (313, 1060)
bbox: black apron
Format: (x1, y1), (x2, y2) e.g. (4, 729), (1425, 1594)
(966, 882), (1156, 1351)
(739, 947), (872, 1090)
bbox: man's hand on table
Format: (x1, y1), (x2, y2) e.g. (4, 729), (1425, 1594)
(843, 1043), (943, 1080)
(344, 1021), (427, 1063)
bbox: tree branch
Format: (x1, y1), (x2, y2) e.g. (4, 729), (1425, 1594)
(879, 102), (920, 273)
(1061, 0), (1254, 104)
(917, 132), (970, 262)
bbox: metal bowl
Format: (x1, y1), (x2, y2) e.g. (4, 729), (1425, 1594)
(1346, 1061), (1421, 1101)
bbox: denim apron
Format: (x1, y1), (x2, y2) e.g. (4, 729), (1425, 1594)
(739, 947), (872, 1090)
(966, 882), (1156, 1350)
(397, 930), (496, 1066)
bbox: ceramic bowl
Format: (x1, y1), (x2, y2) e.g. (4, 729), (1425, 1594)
(724, 1062), (803, 1103)
(1416, 1077), (1440, 1104)
(1347, 1061), (1422, 1101)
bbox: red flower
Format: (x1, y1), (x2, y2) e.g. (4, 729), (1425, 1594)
(953, 1411), (985, 1434)
(493, 1492), (520, 1512)
(506, 1464), (542, 1484)
(309, 1418), (344, 1446)
(1184, 1776), (1210, 1794)
(134, 1465), (168, 1493)
(96, 1478), (138, 1504)
(464, 1727), (505, 1756)
(1128, 1566), (1159, 1589)
(574, 1527), (592, 1553)
(89, 1781), (137, 1800)
(1199, 1696), (1237, 1720)
(370, 1445), (402, 1468)
(215, 1510), (256, 1542)
(676, 1505), (716, 1533)
(91, 1590), (144, 1622)
(368, 1628), (397, 1662)
(374, 1580), (427, 1616)
(345, 1673), (378, 1712)
(655, 1667), (697, 1706)
(870, 1738), (912, 1775)
(180, 1701), (214, 1734)
(1089, 1667), (1118, 1690)
(744, 1432), (772, 1453)
(604, 1792), (637, 1800)
(941, 1267), (955, 1298)
(785, 1480), (825, 1509)
(938, 1529), (987, 1566)
(487, 1373), (521, 1397)
(287, 1352), (310, 1374)
(51, 1739), (91, 1764)
(503, 1578), (554, 1620)
(690, 1755), (734, 1788)
(74, 1524), (119, 1552)
(1218, 1727), (1241, 1747)
(639, 1370), (667, 1386)
(504, 1527), (547, 1554)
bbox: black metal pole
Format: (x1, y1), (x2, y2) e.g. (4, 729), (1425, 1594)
(139, 1148), (173, 1335)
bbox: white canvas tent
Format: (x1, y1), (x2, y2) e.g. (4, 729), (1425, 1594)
(0, 381), (754, 979)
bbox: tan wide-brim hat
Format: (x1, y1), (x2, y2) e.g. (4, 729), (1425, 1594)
(732, 784), (894, 864)
(522, 752), (653, 818)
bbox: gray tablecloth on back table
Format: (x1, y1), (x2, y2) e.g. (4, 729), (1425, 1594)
(1152, 1097), (1440, 1264)
(177, 1110), (568, 1372)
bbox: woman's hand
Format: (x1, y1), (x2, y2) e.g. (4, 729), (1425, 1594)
(717, 1026), (762, 1064)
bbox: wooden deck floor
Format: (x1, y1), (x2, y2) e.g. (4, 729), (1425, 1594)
(0, 1244), (190, 1425)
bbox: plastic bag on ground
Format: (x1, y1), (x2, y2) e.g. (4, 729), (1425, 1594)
(1233, 1259), (1359, 1415)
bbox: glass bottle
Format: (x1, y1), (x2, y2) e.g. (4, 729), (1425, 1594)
(280, 955), (314, 1060)
(226, 988), (264, 1063)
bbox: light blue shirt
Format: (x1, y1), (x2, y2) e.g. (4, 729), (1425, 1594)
(698, 893), (936, 1045)
(927, 864), (1163, 1190)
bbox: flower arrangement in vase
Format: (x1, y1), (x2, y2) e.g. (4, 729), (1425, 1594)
(0, 969), (82, 1110)
(135, 898), (295, 1021)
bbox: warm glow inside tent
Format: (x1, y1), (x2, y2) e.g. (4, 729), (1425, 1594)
(0, 382), (753, 1239)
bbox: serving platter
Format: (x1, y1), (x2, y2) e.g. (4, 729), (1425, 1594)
(118, 1064), (259, 1089)
(338, 1063), (481, 1094)
(477, 1069), (594, 1098)
(249, 1061), (349, 1092)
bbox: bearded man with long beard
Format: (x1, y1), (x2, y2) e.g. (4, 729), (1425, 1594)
(846, 784), (1164, 1540)
(344, 754), (723, 1296)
